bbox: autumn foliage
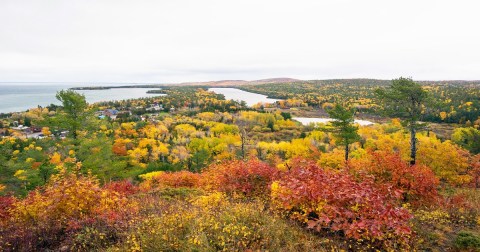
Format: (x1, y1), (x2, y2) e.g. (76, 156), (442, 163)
(1, 81), (480, 251)
(103, 180), (138, 196)
(271, 159), (412, 247)
(350, 152), (440, 207)
(136, 158), (418, 248)
(0, 172), (137, 251)
(201, 159), (279, 197)
(469, 154), (480, 188)
(139, 170), (201, 190)
(0, 196), (15, 223)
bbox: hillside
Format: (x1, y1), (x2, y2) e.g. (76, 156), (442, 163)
(174, 77), (300, 87)
(0, 81), (479, 251)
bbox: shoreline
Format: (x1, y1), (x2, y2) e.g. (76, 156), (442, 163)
(70, 84), (165, 90)
(0, 86), (167, 115)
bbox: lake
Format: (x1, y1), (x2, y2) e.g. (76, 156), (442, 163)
(293, 117), (374, 126)
(207, 88), (374, 125)
(208, 88), (281, 107)
(0, 83), (164, 113)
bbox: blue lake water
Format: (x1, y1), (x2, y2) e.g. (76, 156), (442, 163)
(0, 83), (164, 113)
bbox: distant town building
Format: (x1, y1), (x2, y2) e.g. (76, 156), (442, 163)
(97, 109), (119, 120)
(146, 103), (163, 111)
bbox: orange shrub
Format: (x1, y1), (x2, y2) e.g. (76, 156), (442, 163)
(140, 171), (201, 191)
(112, 142), (128, 156)
(0, 173), (137, 251)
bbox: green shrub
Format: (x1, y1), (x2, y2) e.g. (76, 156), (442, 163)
(454, 231), (480, 250)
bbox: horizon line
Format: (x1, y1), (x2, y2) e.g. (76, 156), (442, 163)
(2, 77), (480, 84)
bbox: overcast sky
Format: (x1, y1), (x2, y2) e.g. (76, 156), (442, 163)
(1, 0), (479, 83)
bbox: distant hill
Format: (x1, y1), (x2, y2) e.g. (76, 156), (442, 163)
(174, 78), (480, 87)
(70, 78), (480, 90)
(175, 78), (300, 87)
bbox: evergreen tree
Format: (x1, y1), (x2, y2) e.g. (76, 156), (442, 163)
(375, 77), (430, 165)
(326, 104), (360, 161)
(23, 117), (32, 127)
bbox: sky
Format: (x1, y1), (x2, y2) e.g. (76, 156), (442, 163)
(1, 0), (479, 83)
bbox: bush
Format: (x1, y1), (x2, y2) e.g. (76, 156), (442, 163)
(469, 154), (480, 188)
(139, 170), (201, 191)
(0, 196), (15, 226)
(201, 159), (278, 198)
(271, 159), (412, 249)
(442, 188), (480, 226)
(350, 152), (440, 207)
(0, 172), (137, 251)
(103, 180), (138, 196)
(113, 192), (325, 251)
(453, 231), (480, 250)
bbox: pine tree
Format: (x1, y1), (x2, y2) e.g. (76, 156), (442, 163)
(375, 77), (430, 165)
(326, 104), (360, 161)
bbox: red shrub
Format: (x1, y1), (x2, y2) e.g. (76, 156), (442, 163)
(0, 196), (15, 221)
(103, 180), (138, 196)
(442, 191), (480, 225)
(350, 152), (440, 207)
(201, 159), (278, 197)
(469, 154), (480, 188)
(272, 159), (412, 246)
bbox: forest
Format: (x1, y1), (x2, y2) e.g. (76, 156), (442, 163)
(239, 79), (480, 125)
(0, 78), (479, 251)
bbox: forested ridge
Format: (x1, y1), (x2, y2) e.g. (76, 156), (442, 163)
(239, 78), (480, 124)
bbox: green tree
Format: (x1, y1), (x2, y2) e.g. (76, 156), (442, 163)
(55, 90), (88, 140)
(76, 135), (129, 180)
(375, 77), (430, 165)
(451, 127), (480, 154)
(38, 163), (55, 184)
(190, 149), (210, 172)
(23, 117), (32, 127)
(326, 104), (360, 161)
(267, 118), (275, 132)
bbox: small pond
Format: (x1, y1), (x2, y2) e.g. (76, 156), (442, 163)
(293, 117), (374, 126)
